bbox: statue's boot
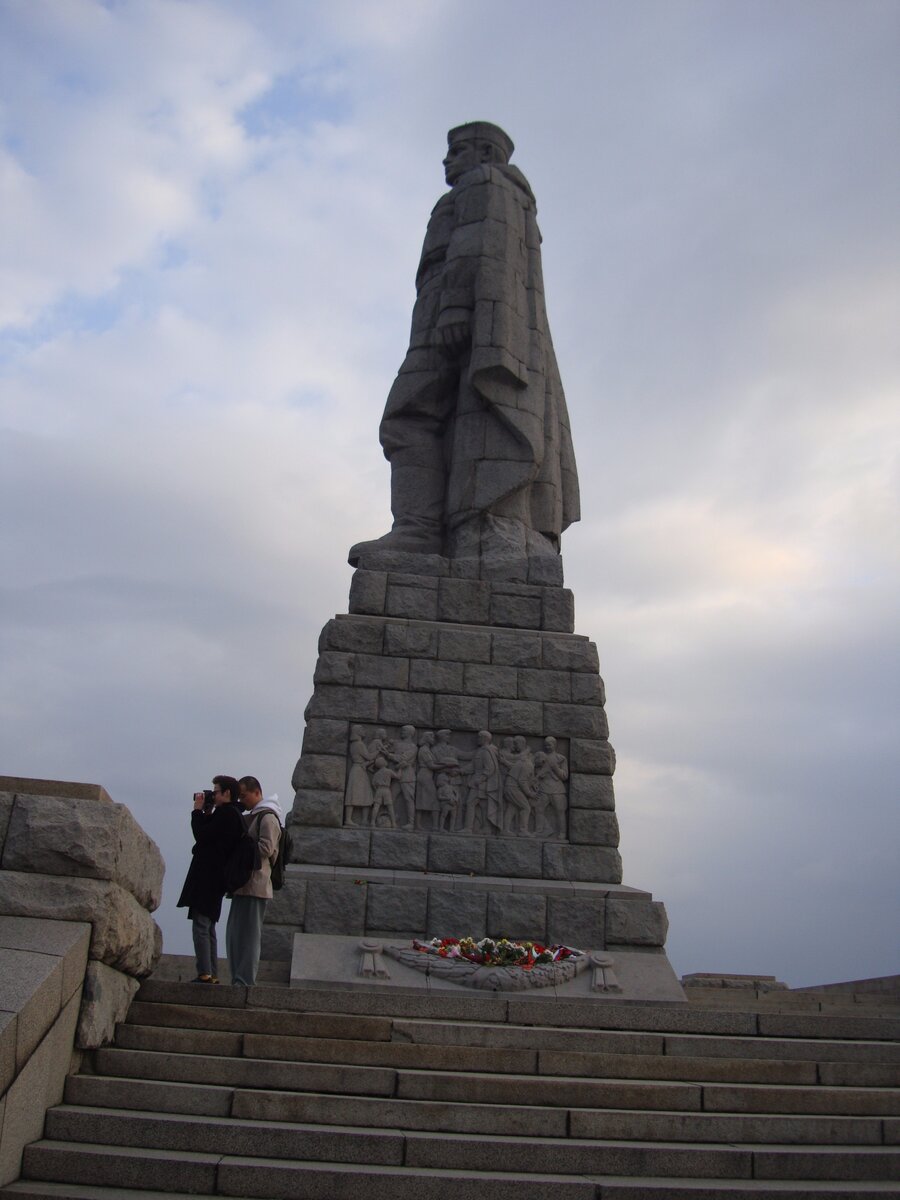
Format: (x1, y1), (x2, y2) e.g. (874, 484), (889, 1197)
(348, 457), (444, 566)
(348, 520), (442, 566)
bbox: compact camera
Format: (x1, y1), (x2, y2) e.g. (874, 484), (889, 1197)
(193, 789), (215, 811)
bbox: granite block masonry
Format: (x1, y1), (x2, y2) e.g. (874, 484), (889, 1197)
(270, 122), (680, 998)
(0, 777), (164, 1042)
(0, 779), (164, 1183)
(274, 572), (672, 971)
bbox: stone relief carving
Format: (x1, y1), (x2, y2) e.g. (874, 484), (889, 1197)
(534, 736), (568, 838)
(463, 729), (503, 834)
(343, 726), (375, 826)
(384, 944), (588, 991)
(358, 939), (390, 979)
(589, 951), (622, 993)
(415, 730), (439, 831)
(343, 725), (569, 838)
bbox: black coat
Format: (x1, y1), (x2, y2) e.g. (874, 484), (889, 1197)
(176, 802), (245, 922)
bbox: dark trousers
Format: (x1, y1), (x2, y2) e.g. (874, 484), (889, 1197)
(190, 910), (218, 979)
(226, 895), (267, 985)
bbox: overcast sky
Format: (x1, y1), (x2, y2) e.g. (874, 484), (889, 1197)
(1, 0), (897, 987)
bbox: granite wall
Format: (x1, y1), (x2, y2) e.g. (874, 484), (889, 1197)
(0, 776), (164, 1184)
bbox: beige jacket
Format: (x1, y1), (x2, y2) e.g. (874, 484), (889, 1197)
(233, 809), (280, 900)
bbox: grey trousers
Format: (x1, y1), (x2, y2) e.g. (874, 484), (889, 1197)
(190, 910), (218, 979)
(226, 895), (267, 986)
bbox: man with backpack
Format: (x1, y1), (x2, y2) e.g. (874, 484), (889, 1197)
(225, 776), (284, 986)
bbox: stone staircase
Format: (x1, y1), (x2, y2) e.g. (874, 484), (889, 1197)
(1, 972), (898, 1199)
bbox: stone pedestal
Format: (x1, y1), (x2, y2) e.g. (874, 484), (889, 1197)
(269, 554), (681, 1001)
(286, 933), (685, 1004)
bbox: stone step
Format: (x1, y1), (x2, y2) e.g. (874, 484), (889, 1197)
(126, 1001), (900, 1063)
(21, 1143), (220, 1195)
(392, 1016), (900, 1064)
(110, 1020), (897, 1087)
(24, 1120), (900, 1183)
(93, 1046), (399, 1096)
(125, 1000), (395, 1041)
(566, 1108), (891, 1146)
(112, 1023), (537, 1075)
(0, 1186), (212, 1200)
(4, 1170), (900, 1200)
(66, 1075), (567, 1137)
(64, 1075), (235, 1118)
(93, 1044), (900, 1116)
(43, 1106), (405, 1166)
(93, 1046), (704, 1111)
(398, 1068), (900, 1117)
(134, 979), (900, 1040)
(62, 1075), (891, 1145)
(755, 1014), (900, 1042)
(597, 1182), (900, 1198)
(547, 1050), (899, 1088)
(686, 988), (900, 1007)
(685, 989), (900, 1011)
(5, 1180), (900, 1200)
(127, 1001), (660, 1055)
(662, 1032), (900, 1065)
(7, 1144), (613, 1199)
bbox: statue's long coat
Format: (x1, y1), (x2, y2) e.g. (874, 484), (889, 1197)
(381, 163), (580, 539)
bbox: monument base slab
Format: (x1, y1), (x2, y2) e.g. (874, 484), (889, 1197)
(288, 932), (685, 1004)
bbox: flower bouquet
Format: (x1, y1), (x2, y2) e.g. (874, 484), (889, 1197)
(413, 935), (582, 970)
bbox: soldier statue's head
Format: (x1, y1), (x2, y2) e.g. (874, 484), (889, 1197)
(443, 121), (514, 185)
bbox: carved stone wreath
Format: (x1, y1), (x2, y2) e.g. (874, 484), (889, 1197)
(383, 943), (589, 991)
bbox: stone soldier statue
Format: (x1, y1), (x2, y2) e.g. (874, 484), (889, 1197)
(349, 121), (580, 571)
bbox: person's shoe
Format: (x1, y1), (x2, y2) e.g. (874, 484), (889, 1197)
(191, 974), (215, 983)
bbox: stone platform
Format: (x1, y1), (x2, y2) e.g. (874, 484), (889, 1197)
(347, 557), (573, 629)
(287, 932), (685, 1003)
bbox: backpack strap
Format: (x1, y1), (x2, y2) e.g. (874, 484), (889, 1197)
(246, 809), (282, 861)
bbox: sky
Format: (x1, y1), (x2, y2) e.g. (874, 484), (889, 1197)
(1, 0), (897, 988)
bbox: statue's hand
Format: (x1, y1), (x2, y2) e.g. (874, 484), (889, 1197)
(436, 310), (471, 356)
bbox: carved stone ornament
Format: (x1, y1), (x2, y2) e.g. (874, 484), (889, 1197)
(384, 944), (588, 991)
(589, 951), (621, 993)
(358, 939), (390, 979)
